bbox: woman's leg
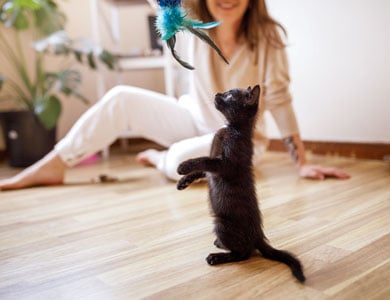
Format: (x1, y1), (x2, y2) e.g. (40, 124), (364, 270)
(0, 85), (198, 190)
(164, 134), (214, 180)
(0, 151), (66, 190)
(138, 133), (214, 181)
(55, 85), (198, 165)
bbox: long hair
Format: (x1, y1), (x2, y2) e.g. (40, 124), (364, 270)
(184, 0), (287, 50)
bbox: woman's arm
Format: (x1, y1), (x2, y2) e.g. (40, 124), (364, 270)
(261, 46), (350, 180)
(283, 134), (350, 180)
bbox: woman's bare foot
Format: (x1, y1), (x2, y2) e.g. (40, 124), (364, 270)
(0, 151), (67, 191)
(136, 149), (165, 167)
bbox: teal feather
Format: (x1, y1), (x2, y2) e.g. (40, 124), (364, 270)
(156, 6), (186, 40)
(166, 36), (194, 70)
(190, 21), (221, 29)
(155, 4), (229, 70)
(157, 0), (181, 7)
(187, 27), (229, 65)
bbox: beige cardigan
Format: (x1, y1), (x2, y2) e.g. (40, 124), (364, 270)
(181, 35), (300, 152)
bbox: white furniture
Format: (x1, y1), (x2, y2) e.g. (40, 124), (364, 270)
(89, 0), (174, 97)
(89, 0), (175, 156)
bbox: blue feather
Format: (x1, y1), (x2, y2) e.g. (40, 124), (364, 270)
(190, 21), (221, 29)
(156, 6), (186, 40)
(157, 0), (182, 8)
(155, 1), (229, 69)
(156, 7), (221, 40)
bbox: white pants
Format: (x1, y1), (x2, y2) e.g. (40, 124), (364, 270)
(55, 85), (215, 180)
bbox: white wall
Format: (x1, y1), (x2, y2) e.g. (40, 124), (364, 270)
(266, 0), (390, 143)
(0, 1), (161, 149)
(61, 0), (390, 144)
(1, 0), (389, 151)
(57, 1), (164, 141)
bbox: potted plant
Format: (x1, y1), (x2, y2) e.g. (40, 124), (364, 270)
(0, 0), (116, 167)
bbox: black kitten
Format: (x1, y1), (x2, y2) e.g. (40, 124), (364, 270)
(177, 85), (305, 282)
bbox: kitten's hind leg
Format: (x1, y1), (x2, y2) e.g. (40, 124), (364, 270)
(177, 171), (206, 190)
(214, 238), (227, 250)
(206, 251), (251, 265)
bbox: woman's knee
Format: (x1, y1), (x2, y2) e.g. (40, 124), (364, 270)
(101, 85), (132, 106)
(161, 136), (213, 181)
(161, 146), (186, 181)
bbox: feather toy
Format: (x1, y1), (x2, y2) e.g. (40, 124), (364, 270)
(155, 0), (229, 70)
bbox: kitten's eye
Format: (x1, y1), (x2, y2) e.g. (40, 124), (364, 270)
(225, 94), (233, 101)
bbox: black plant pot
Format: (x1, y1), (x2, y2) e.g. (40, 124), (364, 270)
(0, 111), (56, 167)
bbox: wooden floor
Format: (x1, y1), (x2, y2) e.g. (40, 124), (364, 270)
(0, 151), (389, 300)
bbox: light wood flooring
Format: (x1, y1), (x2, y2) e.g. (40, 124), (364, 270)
(0, 151), (389, 299)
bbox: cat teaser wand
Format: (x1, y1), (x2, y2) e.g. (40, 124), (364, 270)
(155, 0), (229, 70)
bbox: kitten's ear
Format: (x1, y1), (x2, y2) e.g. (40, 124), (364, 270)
(247, 86), (252, 91)
(249, 84), (261, 104)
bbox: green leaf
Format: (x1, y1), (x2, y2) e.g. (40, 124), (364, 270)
(11, 9), (29, 29)
(1, 0), (41, 30)
(8, 0), (41, 10)
(34, 95), (62, 130)
(0, 74), (6, 90)
(54, 43), (69, 55)
(0, 0), (66, 35)
(87, 52), (96, 69)
(99, 50), (117, 70)
(34, 3), (66, 36)
(70, 90), (89, 104)
(73, 50), (83, 63)
(44, 69), (90, 104)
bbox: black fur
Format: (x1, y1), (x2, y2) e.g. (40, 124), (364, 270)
(177, 85), (305, 283)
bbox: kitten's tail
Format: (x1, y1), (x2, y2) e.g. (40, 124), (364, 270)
(256, 239), (306, 283)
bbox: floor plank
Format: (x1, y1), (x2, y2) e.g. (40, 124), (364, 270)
(0, 151), (389, 299)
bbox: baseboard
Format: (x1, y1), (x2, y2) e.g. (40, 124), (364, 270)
(269, 139), (390, 160)
(1, 139), (389, 164)
(114, 138), (390, 160)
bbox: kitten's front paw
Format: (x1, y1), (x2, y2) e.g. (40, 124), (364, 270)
(177, 161), (193, 175)
(176, 177), (189, 190)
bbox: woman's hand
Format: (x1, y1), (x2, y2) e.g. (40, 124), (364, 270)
(298, 164), (351, 180)
(281, 135), (350, 180)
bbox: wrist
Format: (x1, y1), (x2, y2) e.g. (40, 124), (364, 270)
(296, 158), (306, 170)
(283, 136), (307, 167)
